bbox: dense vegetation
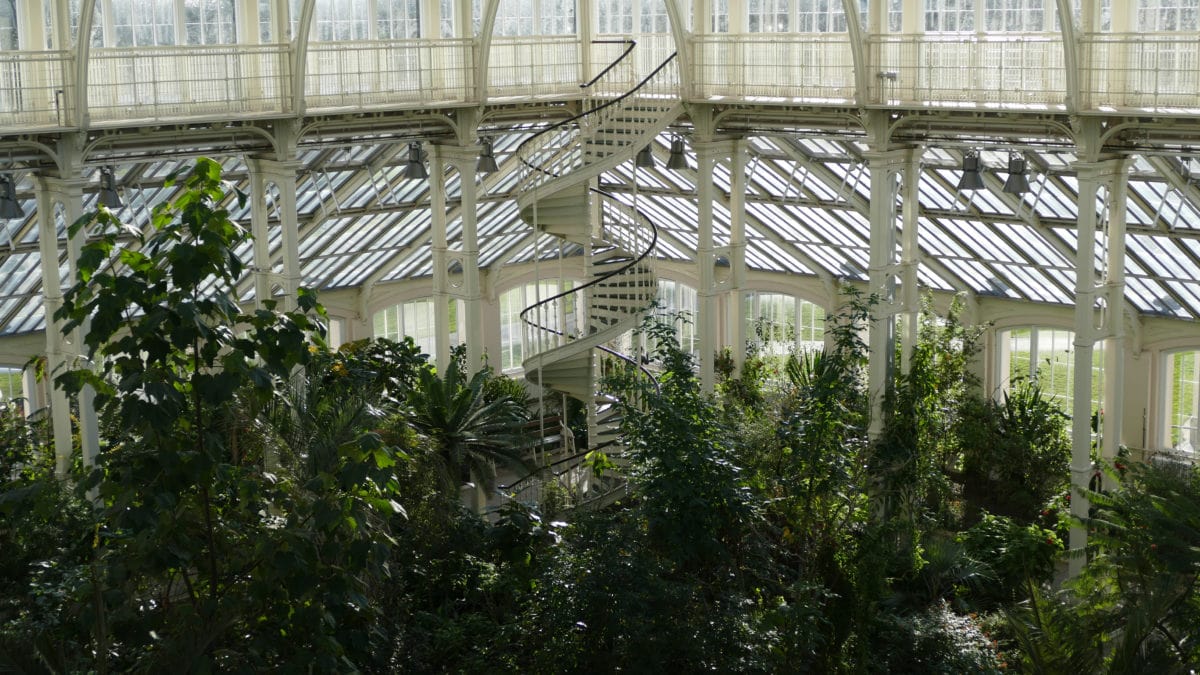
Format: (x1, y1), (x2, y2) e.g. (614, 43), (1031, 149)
(1, 160), (1198, 672)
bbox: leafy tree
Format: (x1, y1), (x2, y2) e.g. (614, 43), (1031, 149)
(37, 158), (403, 671)
(957, 380), (1071, 524)
(406, 352), (531, 495)
(265, 337), (426, 477)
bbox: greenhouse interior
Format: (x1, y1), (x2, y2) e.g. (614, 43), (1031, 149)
(1, 0), (1199, 671)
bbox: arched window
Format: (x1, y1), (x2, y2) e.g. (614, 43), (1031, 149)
(1162, 348), (1200, 454)
(745, 291), (825, 359)
(373, 297), (462, 358)
(492, 0), (575, 36)
(184, 0), (236, 44)
(996, 327), (1104, 415)
(749, 0), (789, 32)
(763, 0), (867, 34)
(111, 0), (177, 46)
(655, 278), (698, 354)
(378, 0), (421, 39)
(1138, 0), (1200, 31)
(596, 0), (670, 34)
(499, 281), (578, 372)
(712, 0), (729, 31)
(0, 1), (18, 50)
(925, 0), (974, 32)
(312, 0), (371, 41)
(984, 0), (1048, 32)
(0, 366), (24, 403)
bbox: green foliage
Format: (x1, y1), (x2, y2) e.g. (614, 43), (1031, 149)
(4, 220), (1126, 675)
(1085, 460), (1200, 670)
(1002, 461), (1200, 673)
(265, 337), (425, 477)
(1002, 582), (1106, 674)
(0, 406), (92, 659)
(958, 512), (1062, 606)
(869, 601), (1006, 674)
(406, 360), (531, 493)
(874, 294), (982, 535)
(5, 158), (407, 671)
(958, 379), (1071, 524)
(609, 314), (755, 574)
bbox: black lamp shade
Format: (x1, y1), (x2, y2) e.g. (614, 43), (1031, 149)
(1003, 155), (1030, 195)
(958, 154), (985, 190)
(405, 142), (427, 180)
(0, 175), (24, 219)
(99, 168), (123, 208)
(666, 137), (687, 170)
(477, 140), (499, 174)
(635, 145), (655, 168)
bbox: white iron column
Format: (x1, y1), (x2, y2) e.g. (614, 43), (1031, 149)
(864, 148), (910, 439)
(429, 148), (452, 374)
(248, 161), (272, 309)
(36, 178), (76, 478)
(694, 140), (722, 392)
(247, 158), (303, 311)
(899, 149), (922, 376)
(1101, 160), (1131, 486)
(37, 173), (100, 475)
(445, 146), (485, 374)
(1068, 158), (1124, 577)
(727, 139), (748, 376)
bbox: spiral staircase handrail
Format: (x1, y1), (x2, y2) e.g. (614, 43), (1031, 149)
(514, 51), (679, 190)
(497, 447), (599, 492)
(518, 188), (660, 381)
(517, 190), (657, 330)
(581, 39), (637, 90)
(503, 48), (680, 515)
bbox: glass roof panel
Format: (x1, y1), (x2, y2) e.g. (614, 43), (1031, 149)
(922, 172), (964, 210)
(1127, 234), (1191, 279)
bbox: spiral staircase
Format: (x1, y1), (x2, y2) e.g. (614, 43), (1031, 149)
(495, 47), (682, 513)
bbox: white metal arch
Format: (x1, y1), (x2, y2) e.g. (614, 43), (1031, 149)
(292, 0), (317, 118)
(73, 0), (98, 128)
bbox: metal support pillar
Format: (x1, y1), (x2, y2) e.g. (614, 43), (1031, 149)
(1102, 162), (1130, 486)
(728, 140), (748, 376)
(429, 148), (452, 374)
(36, 179), (75, 478)
(37, 170), (100, 476)
(445, 146), (485, 374)
(694, 141), (722, 392)
(247, 158), (302, 312)
(899, 150), (922, 377)
(864, 148), (911, 440)
(1068, 158), (1126, 577)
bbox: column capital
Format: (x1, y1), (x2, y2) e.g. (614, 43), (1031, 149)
(246, 157), (302, 179)
(432, 143), (483, 169)
(691, 138), (739, 157)
(35, 174), (88, 196)
(1072, 157), (1131, 181)
(862, 146), (921, 168)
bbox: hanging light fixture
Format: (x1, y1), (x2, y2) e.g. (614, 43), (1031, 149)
(635, 144), (655, 168)
(98, 167), (123, 208)
(957, 150), (985, 190)
(1002, 152), (1030, 195)
(404, 142), (427, 180)
(0, 174), (24, 220)
(477, 139), (499, 174)
(666, 135), (687, 170)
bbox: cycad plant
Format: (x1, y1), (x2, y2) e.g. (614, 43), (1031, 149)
(1085, 460), (1200, 671)
(407, 362), (530, 494)
(1006, 460), (1200, 673)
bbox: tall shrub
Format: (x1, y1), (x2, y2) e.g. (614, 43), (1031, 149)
(45, 158), (403, 671)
